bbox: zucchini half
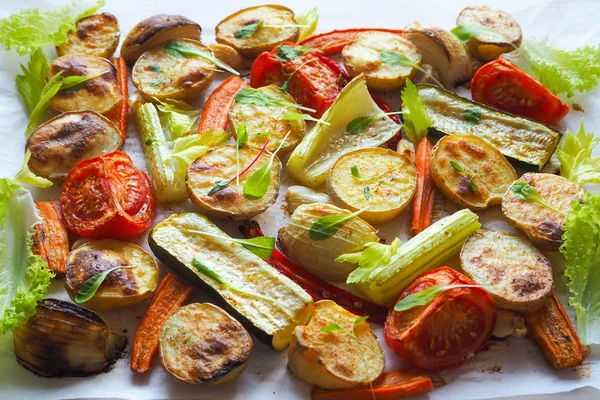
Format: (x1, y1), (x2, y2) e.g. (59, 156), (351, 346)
(417, 84), (561, 170)
(149, 212), (313, 351)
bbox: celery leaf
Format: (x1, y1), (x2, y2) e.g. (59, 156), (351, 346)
(557, 119), (600, 185)
(401, 80), (432, 144)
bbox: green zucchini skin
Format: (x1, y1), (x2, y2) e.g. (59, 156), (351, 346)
(417, 84), (561, 170)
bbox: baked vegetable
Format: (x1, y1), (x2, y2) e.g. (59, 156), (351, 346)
(410, 138), (436, 235)
(32, 201), (69, 276)
(26, 111), (123, 181)
(121, 14), (201, 66)
(326, 148), (417, 223)
(198, 76), (247, 133)
(216, 5), (299, 58)
(160, 303), (253, 385)
(149, 212), (313, 350)
(209, 43), (246, 70)
(288, 300), (385, 389)
(286, 186), (331, 213)
(502, 173), (583, 250)
(56, 13), (120, 58)
(342, 31), (420, 91)
(431, 134), (517, 210)
(460, 228), (553, 312)
(300, 28), (406, 56)
(13, 299), (127, 377)
(281, 203), (379, 282)
(105, 57), (129, 139)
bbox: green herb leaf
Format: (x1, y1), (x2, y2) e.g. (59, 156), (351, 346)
(255, 132), (269, 137)
(295, 7), (319, 43)
(557, 119), (600, 184)
(321, 323), (344, 332)
(150, 78), (163, 87)
(450, 161), (464, 173)
(164, 41), (240, 76)
(511, 182), (547, 205)
(346, 115), (376, 135)
(401, 79), (432, 144)
(16, 48), (49, 114)
(364, 186), (371, 200)
(380, 51), (443, 87)
(338, 238), (402, 284)
(394, 284), (482, 311)
(234, 20), (264, 39)
(243, 132), (289, 200)
(351, 164), (362, 179)
(235, 87), (315, 113)
(354, 315), (369, 326)
(236, 124), (248, 149)
(144, 138), (158, 146)
(208, 179), (233, 196)
(149, 64), (163, 73)
(468, 179), (478, 191)
(276, 45), (314, 62)
(282, 112), (329, 125)
(24, 72), (64, 137)
(14, 149), (53, 188)
(309, 207), (367, 241)
(464, 107), (482, 125)
(189, 231), (275, 259)
(75, 266), (129, 304)
(155, 98), (201, 137)
(451, 24), (509, 44)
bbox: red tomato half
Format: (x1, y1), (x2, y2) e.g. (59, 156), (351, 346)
(471, 58), (569, 126)
(60, 151), (156, 240)
(384, 267), (496, 371)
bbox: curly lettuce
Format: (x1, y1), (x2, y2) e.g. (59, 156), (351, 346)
(557, 119), (600, 185)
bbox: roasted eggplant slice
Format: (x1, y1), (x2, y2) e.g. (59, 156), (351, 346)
(121, 14), (201, 66)
(160, 303), (252, 385)
(26, 111), (123, 181)
(56, 13), (120, 58)
(48, 55), (122, 115)
(13, 299), (127, 377)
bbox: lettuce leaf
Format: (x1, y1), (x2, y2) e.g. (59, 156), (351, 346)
(337, 238), (402, 284)
(0, 0), (104, 55)
(557, 119), (600, 185)
(401, 79), (431, 144)
(295, 7), (319, 43)
(155, 98), (201, 138)
(561, 192), (600, 345)
(14, 150), (53, 188)
(0, 179), (53, 334)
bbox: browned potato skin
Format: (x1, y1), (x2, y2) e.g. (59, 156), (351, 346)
(209, 43), (247, 70)
(121, 14), (201, 66)
(431, 134), (517, 210)
(502, 173), (584, 250)
(48, 55), (122, 115)
(26, 111), (123, 181)
(56, 13), (120, 58)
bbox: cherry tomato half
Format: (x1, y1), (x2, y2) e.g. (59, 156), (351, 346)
(384, 267), (496, 371)
(60, 151), (156, 240)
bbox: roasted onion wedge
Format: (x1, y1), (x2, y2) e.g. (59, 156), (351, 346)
(13, 299), (127, 377)
(56, 13), (120, 58)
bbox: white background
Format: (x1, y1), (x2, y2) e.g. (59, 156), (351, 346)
(0, 0), (599, 399)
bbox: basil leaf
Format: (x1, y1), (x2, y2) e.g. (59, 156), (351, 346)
(234, 20), (264, 39)
(450, 161), (465, 173)
(464, 107), (483, 125)
(74, 266), (129, 304)
(394, 284), (482, 311)
(164, 41), (240, 75)
(188, 230), (275, 259)
(308, 208), (367, 241)
(364, 186), (371, 200)
(235, 87), (315, 112)
(451, 24), (507, 44)
(276, 45), (313, 62)
(347, 115), (376, 135)
(351, 164), (362, 179)
(354, 315), (369, 326)
(321, 323), (344, 332)
(207, 179), (233, 195)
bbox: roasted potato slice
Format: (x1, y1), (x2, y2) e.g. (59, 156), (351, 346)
(431, 134), (517, 210)
(456, 6), (522, 61)
(121, 14), (201, 66)
(502, 173), (584, 250)
(48, 55), (122, 115)
(209, 43), (247, 70)
(216, 5), (299, 58)
(65, 240), (159, 311)
(229, 84), (306, 153)
(460, 228), (553, 312)
(56, 13), (120, 58)
(326, 147), (417, 223)
(160, 303), (252, 385)
(186, 144), (281, 219)
(342, 31), (420, 91)
(288, 300), (385, 389)
(132, 39), (216, 100)
(26, 111), (123, 181)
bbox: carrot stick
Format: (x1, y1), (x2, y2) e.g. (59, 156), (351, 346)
(311, 369), (433, 400)
(410, 137), (436, 236)
(106, 57), (129, 140)
(198, 75), (247, 134)
(523, 293), (585, 369)
(300, 28), (404, 56)
(32, 201), (69, 276)
(130, 273), (192, 373)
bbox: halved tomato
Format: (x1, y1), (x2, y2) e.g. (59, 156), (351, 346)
(384, 267), (496, 371)
(60, 151), (156, 240)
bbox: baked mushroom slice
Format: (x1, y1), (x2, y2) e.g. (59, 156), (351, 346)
(403, 23), (472, 88)
(56, 13), (120, 58)
(216, 5), (299, 58)
(132, 39), (216, 100)
(26, 111), (123, 181)
(502, 173), (584, 250)
(48, 55), (122, 115)
(121, 14), (201, 66)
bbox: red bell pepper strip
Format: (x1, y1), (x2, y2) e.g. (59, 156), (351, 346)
(106, 57), (129, 140)
(198, 76), (247, 134)
(300, 28), (405, 56)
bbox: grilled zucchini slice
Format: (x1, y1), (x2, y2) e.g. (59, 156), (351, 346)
(326, 148), (417, 223)
(502, 173), (584, 250)
(342, 31), (420, 91)
(186, 144), (281, 219)
(48, 55), (122, 115)
(456, 6), (522, 61)
(288, 300), (385, 389)
(160, 303), (252, 385)
(26, 111), (123, 181)
(65, 240), (159, 311)
(132, 39), (216, 100)
(460, 229), (553, 312)
(56, 13), (120, 58)
(229, 85), (306, 153)
(149, 212), (313, 350)
(216, 5), (299, 58)
(431, 134), (517, 210)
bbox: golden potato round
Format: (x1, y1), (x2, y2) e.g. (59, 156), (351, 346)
(56, 13), (120, 58)
(216, 5), (299, 58)
(342, 31), (420, 91)
(431, 134), (517, 210)
(326, 147), (417, 223)
(209, 43), (247, 70)
(132, 39), (216, 100)
(65, 240), (159, 311)
(48, 55), (122, 115)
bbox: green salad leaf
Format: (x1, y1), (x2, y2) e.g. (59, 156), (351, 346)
(235, 87), (316, 112)
(337, 238), (402, 284)
(379, 51), (443, 87)
(401, 79), (432, 144)
(276, 45), (314, 62)
(451, 24), (510, 45)
(14, 150), (53, 188)
(164, 41), (240, 76)
(243, 132), (289, 200)
(188, 232), (275, 259)
(511, 182), (562, 214)
(308, 207), (368, 241)
(557, 119), (600, 185)
(282, 112), (329, 125)
(74, 266), (131, 303)
(234, 21), (264, 39)
(394, 284), (482, 311)
(295, 7), (319, 43)
(155, 98), (200, 138)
